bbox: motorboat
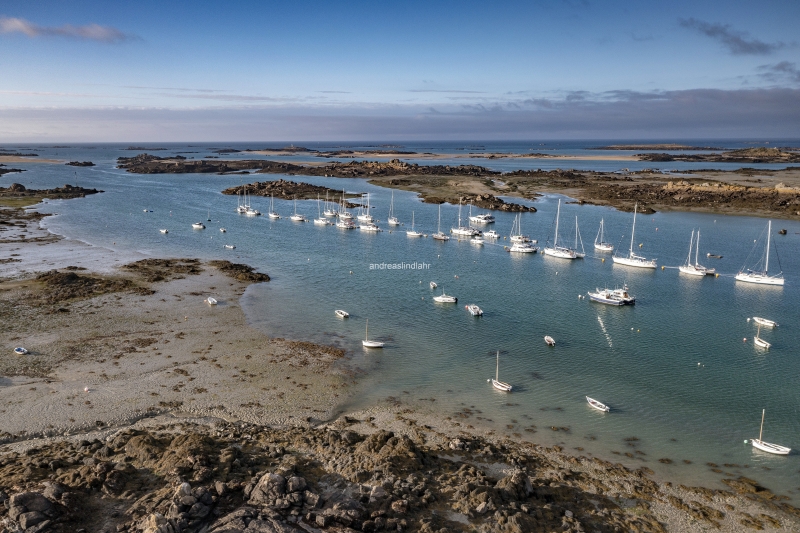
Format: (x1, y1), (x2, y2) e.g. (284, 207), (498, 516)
(471, 237), (484, 245)
(14, 347), (28, 355)
(735, 220), (784, 286)
(433, 290), (457, 303)
(544, 199), (578, 259)
(362, 319), (385, 348)
(488, 351), (512, 392)
(586, 396), (610, 412)
(750, 409), (790, 455)
(360, 222), (382, 232)
(335, 309), (349, 319)
(219, 228), (226, 233)
(206, 297), (218, 305)
(753, 317), (778, 328)
(465, 304), (483, 316)
(544, 336), (556, 346)
(484, 230), (500, 239)
(613, 203), (657, 269)
(587, 286), (635, 305)
(679, 229), (715, 276)
(192, 222), (206, 229)
(430, 281), (437, 289)
(594, 218), (614, 252)
(469, 212), (495, 224)
(508, 241), (538, 253)
(406, 211), (424, 237)
(224, 244), (236, 249)
(159, 229), (168, 234)
(336, 219), (356, 229)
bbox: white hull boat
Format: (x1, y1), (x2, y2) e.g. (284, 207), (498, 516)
(430, 281), (437, 289)
(357, 193), (373, 222)
(360, 222), (382, 232)
(224, 244), (235, 249)
(586, 396), (610, 412)
(219, 228), (226, 233)
(508, 242), (538, 253)
(336, 219), (356, 229)
(387, 191), (400, 225)
(160, 229), (168, 234)
(488, 351), (512, 392)
(466, 304), (483, 316)
(268, 194), (281, 218)
(588, 287), (635, 305)
(433, 289), (457, 303)
(679, 229), (715, 276)
(432, 206), (450, 240)
(451, 200), (479, 236)
(314, 218), (332, 225)
(594, 218), (614, 252)
(323, 192), (338, 217)
(362, 319), (384, 348)
(484, 230), (499, 239)
(753, 317), (778, 328)
(469, 213), (495, 224)
(735, 221), (784, 286)
(544, 200), (578, 259)
(14, 347), (28, 355)
(192, 222), (206, 229)
(205, 297), (217, 305)
(335, 309), (349, 319)
(613, 203), (656, 269)
(471, 237), (484, 245)
(753, 323), (771, 349)
(406, 212), (423, 237)
(246, 208), (261, 216)
(290, 199), (306, 221)
(544, 336), (555, 346)
(750, 409), (790, 455)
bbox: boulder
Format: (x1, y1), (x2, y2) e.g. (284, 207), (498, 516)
(248, 473), (286, 505)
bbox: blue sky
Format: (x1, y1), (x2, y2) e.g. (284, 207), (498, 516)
(1, 0), (799, 141)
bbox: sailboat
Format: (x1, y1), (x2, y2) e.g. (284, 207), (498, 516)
(268, 194), (281, 219)
(612, 203), (656, 269)
(573, 216), (586, 258)
(679, 229), (715, 276)
(544, 199), (577, 259)
(406, 211), (423, 237)
(432, 204), (450, 241)
(735, 221), (784, 286)
(594, 218), (613, 252)
(314, 195), (332, 225)
(362, 319), (385, 348)
(357, 193), (374, 222)
(323, 191), (338, 217)
(338, 191), (354, 220)
(290, 199), (306, 222)
(451, 199), (479, 237)
(236, 189), (247, 214)
(750, 409), (790, 455)
(509, 213), (533, 243)
(753, 323), (771, 349)
(387, 191), (400, 226)
(488, 351), (512, 392)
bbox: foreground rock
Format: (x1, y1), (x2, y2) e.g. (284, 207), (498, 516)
(0, 183), (102, 201)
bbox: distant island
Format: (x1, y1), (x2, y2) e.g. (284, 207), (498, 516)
(594, 144), (723, 150)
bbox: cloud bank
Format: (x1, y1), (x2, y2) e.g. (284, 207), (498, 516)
(0, 16), (136, 43)
(678, 18), (784, 55)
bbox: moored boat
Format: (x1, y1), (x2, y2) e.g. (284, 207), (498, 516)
(735, 221), (784, 286)
(335, 309), (349, 319)
(587, 285), (635, 305)
(612, 203), (657, 269)
(14, 347), (28, 355)
(362, 318), (385, 348)
(192, 222), (206, 229)
(465, 304), (483, 316)
(544, 336), (555, 346)
(159, 229), (168, 234)
(205, 297), (217, 305)
(586, 396), (610, 412)
(433, 289), (457, 303)
(753, 317), (778, 328)
(488, 351), (512, 392)
(750, 409), (790, 455)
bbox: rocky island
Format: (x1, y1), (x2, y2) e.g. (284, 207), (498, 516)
(65, 161), (95, 167)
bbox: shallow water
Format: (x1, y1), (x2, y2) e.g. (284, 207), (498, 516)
(6, 142), (800, 498)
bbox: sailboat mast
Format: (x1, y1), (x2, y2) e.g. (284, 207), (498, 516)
(759, 408), (765, 441)
(496, 351), (499, 381)
(437, 205), (441, 233)
(365, 319), (369, 341)
(554, 200), (560, 247)
(629, 203), (637, 255)
(575, 216), (578, 248)
(695, 229), (700, 267)
(765, 221), (771, 273)
(686, 230), (694, 265)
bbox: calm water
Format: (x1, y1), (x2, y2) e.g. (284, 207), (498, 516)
(4, 143), (800, 498)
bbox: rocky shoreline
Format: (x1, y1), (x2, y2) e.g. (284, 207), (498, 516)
(637, 147), (800, 163)
(0, 183), (103, 207)
(221, 180), (360, 204)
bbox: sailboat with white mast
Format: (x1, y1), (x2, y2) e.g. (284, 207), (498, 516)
(387, 191), (400, 226)
(679, 229), (715, 276)
(508, 214), (537, 253)
(488, 351), (512, 392)
(612, 203), (656, 269)
(735, 220), (784, 286)
(594, 218), (613, 251)
(338, 190), (354, 220)
(362, 319), (385, 348)
(290, 198), (306, 222)
(451, 199), (479, 237)
(406, 211), (423, 237)
(544, 199), (577, 259)
(750, 409), (790, 455)
(314, 195), (332, 225)
(432, 204), (450, 241)
(323, 191), (338, 217)
(268, 194), (281, 219)
(573, 216), (585, 258)
(357, 193), (374, 222)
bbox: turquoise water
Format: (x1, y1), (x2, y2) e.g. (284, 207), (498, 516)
(5, 144), (800, 498)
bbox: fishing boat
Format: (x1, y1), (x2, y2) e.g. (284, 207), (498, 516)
(587, 286), (635, 305)
(750, 409), (790, 455)
(224, 244), (235, 249)
(357, 193), (374, 223)
(433, 289), (457, 303)
(451, 199), (479, 237)
(335, 309), (349, 319)
(289, 199), (306, 222)
(544, 200), (578, 259)
(206, 297), (217, 305)
(612, 203), (657, 269)
(14, 347), (28, 355)
(594, 218), (614, 252)
(753, 323), (771, 349)
(159, 229), (168, 234)
(323, 192), (338, 217)
(465, 304), (483, 316)
(406, 212), (423, 237)
(753, 317), (778, 328)
(509, 213), (532, 243)
(432, 205), (450, 241)
(387, 191), (400, 226)
(544, 336), (556, 346)
(192, 222), (206, 229)
(430, 281), (437, 289)
(360, 222), (382, 232)
(488, 351), (512, 392)
(586, 396), (610, 412)
(679, 229), (715, 276)
(735, 221), (784, 286)
(484, 230), (500, 239)
(362, 318), (385, 348)
(508, 241), (538, 253)
(268, 195), (281, 219)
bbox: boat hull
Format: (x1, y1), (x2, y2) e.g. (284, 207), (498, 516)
(751, 439), (790, 455)
(588, 293), (626, 305)
(594, 243), (614, 252)
(491, 379), (512, 392)
(754, 337), (771, 349)
(586, 396), (610, 412)
(362, 340), (384, 348)
(735, 272), (784, 286)
(544, 247), (577, 259)
(613, 255), (656, 269)
(753, 317), (778, 328)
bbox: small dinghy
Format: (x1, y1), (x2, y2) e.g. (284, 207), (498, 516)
(465, 304), (483, 316)
(224, 244), (236, 249)
(430, 281), (437, 289)
(750, 409), (790, 455)
(192, 222), (206, 229)
(14, 347), (28, 355)
(205, 297), (218, 305)
(220, 228), (226, 233)
(334, 309), (349, 319)
(544, 336), (556, 346)
(159, 229), (168, 234)
(753, 317), (778, 328)
(586, 396), (610, 412)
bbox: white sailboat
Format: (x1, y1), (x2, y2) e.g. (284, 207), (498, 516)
(236, 189), (247, 214)
(750, 409), (790, 455)
(451, 199), (479, 237)
(544, 199), (577, 259)
(406, 211), (423, 237)
(323, 192), (338, 217)
(679, 229), (715, 276)
(243, 189), (260, 216)
(573, 216), (586, 258)
(268, 194), (281, 219)
(509, 213), (533, 243)
(612, 203), (656, 269)
(290, 199), (306, 222)
(594, 218), (614, 252)
(753, 323), (771, 349)
(753, 317), (778, 328)
(735, 220), (784, 286)
(357, 193), (374, 222)
(432, 204), (450, 241)
(508, 216), (538, 252)
(362, 319), (385, 348)
(338, 191), (354, 220)
(314, 196), (332, 225)
(387, 191), (400, 226)
(488, 351), (512, 392)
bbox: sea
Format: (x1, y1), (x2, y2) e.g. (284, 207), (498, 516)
(3, 140), (800, 498)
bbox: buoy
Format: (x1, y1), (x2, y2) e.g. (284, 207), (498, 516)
(715, 273), (719, 278)
(601, 258), (605, 262)
(698, 362), (701, 366)
(743, 338), (747, 342)
(744, 439), (748, 444)
(631, 327), (634, 330)
(84, 387), (89, 392)
(656, 228), (658, 231)
(661, 266), (665, 270)
(638, 243), (643, 248)
(747, 318), (751, 322)
(637, 329), (640, 332)
(349, 271), (353, 274)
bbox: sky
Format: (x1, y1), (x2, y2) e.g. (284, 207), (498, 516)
(0, 0), (799, 141)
